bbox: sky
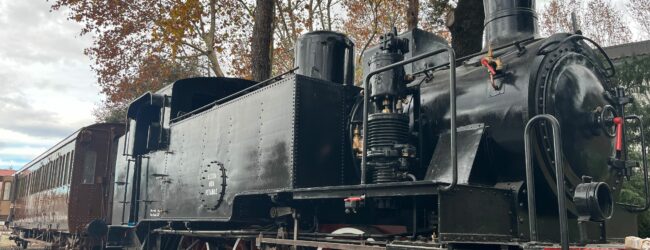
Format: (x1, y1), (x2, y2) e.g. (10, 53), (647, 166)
(0, 0), (641, 170)
(0, 1), (98, 169)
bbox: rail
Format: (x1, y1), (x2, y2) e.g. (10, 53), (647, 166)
(524, 114), (568, 250)
(361, 47), (457, 191)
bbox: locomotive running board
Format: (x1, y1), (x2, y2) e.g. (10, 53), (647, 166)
(289, 180), (443, 200)
(256, 236), (385, 250)
(256, 235), (446, 250)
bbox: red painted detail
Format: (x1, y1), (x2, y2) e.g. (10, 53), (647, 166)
(481, 58), (497, 75)
(613, 116), (623, 151)
(543, 248), (623, 250)
(344, 196), (364, 202)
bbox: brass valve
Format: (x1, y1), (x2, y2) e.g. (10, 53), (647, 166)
(481, 46), (504, 90)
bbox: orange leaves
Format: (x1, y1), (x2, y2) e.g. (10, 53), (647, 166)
(342, 0), (452, 83)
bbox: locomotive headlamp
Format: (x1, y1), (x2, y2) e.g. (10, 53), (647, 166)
(573, 177), (614, 222)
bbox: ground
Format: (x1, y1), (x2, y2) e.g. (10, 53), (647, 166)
(0, 231), (44, 249)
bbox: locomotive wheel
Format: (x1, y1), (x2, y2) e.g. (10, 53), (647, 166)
(316, 227), (378, 250)
(231, 237), (253, 250)
(177, 236), (217, 250)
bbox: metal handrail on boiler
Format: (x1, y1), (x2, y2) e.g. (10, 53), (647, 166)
(524, 114), (569, 250)
(361, 47), (457, 191)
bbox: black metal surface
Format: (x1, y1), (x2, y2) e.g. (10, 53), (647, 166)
(169, 77), (256, 121)
(426, 124), (485, 184)
(421, 35), (619, 211)
(128, 74), (352, 222)
(438, 185), (517, 243)
(483, 0), (538, 47)
(295, 31), (354, 85)
(368, 28), (409, 99)
(574, 181), (613, 222)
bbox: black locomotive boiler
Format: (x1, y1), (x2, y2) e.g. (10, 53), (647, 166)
(106, 0), (647, 249)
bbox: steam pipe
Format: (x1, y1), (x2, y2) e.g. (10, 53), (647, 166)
(361, 47), (457, 189)
(524, 114), (568, 250)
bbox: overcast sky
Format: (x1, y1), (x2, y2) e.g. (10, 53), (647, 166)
(0, 1), (98, 169)
(0, 0), (641, 170)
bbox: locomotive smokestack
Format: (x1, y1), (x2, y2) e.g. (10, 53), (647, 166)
(483, 0), (539, 48)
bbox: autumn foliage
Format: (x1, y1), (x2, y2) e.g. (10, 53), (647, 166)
(51, 0), (649, 122)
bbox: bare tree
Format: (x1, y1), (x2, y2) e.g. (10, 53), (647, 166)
(627, 0), (650, 39)
(539, 0), (580, 36)
(582, 0), (631, 46)
(539, 0), (631, 46)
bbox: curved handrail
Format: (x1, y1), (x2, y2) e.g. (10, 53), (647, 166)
(524, 114), (568, 250)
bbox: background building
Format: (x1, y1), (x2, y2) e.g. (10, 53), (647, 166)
(0, 169), (15, 223)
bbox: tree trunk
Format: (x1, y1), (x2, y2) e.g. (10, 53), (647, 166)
(448, 0), (484, 57)
(407, 0), (419, 30)
(251, 0), (275, 81)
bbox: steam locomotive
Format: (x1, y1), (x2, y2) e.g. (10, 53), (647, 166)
(9, 0), (648, 249)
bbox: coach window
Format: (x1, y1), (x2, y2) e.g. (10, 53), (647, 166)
(68, 151), (74, 184)
(3, 182), (11, 201)
(53, 160), (57, 188)
(62, 156), (66, 186)
(42, 167), (46, 191)
(46, 162), (51, 189)
(66, 153), (70, 184)
(83, 150), (97, 184)
(63, 153), (69, 185)
(36, 170), (40, 192)
(47, 162), (52, 189)
(26, 174), (30, 195)
(58, 156), (63, 186)
(53, 158), (58, 187)
(51, 161), (56, 188)
(53, 159), (58, 188)
(36, 169), (40, 192)
(58, 157), (63, 187)
(41, 167), (45, 191)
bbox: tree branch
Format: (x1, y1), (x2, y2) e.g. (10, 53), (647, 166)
(359, 0), (383, 64)
(181, 41), (207, 54)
